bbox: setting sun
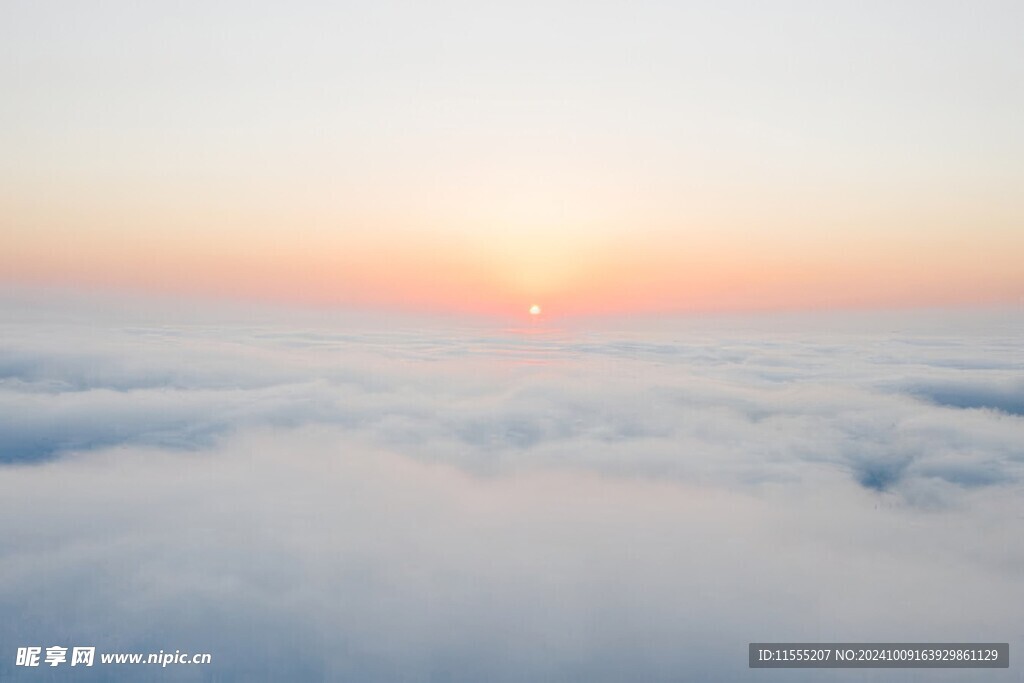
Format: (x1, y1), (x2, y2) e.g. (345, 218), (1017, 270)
(529, 305), (541, 316)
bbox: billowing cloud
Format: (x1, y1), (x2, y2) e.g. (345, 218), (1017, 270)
(1, 299), (1022, 680)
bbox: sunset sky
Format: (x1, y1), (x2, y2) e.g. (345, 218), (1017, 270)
(2, 1), (1022, 317)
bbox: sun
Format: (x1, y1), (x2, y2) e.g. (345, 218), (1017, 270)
(529, 304), (541, 316)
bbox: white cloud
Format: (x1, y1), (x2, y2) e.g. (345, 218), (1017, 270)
(1, 299), (1022, 680)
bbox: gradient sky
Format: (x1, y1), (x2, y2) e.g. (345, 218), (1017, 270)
(2, 0), (1022, 317)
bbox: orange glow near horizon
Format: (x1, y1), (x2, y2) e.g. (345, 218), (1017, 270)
(2, 134), (1023, 318)
(3, 210), (1023, 319)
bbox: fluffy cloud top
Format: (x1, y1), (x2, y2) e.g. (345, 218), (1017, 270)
(1, 299), (1022, 681)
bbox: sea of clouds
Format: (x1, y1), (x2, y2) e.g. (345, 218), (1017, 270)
(1, 292), (1022, 681)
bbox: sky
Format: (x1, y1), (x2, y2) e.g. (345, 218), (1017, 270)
(2, 0), (1023, 317)
(1, 299), (1023, 681)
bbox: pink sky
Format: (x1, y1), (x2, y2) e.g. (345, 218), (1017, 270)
(2, 2), (1022, 318)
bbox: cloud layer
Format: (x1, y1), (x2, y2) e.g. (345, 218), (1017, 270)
(1, 301), (1022, 681)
